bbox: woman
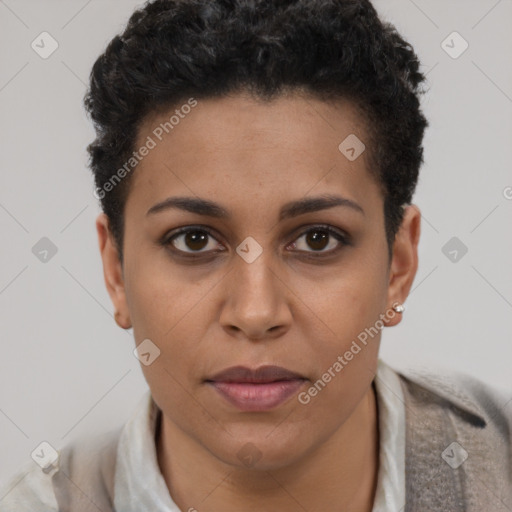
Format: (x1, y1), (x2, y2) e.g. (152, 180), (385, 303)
(2, 0), (510, 510)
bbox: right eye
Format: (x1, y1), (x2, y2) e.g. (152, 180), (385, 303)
(163, 226), (225, 255)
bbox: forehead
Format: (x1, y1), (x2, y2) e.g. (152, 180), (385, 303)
(138, 92), (367, 154)
(126, 92), (381, 216)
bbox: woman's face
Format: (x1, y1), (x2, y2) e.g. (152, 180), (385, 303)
(97, 92), (419, 470)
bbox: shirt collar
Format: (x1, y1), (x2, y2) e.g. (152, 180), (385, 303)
(371, 358), (406, 512)
(113, 391), (179, 511)
(397, 365), (487, 427)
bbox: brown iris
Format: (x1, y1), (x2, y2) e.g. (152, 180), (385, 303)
(185, 230), (209, 251)
(305, 229), (329, 251)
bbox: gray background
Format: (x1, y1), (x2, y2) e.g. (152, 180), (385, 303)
(1, 0), (511, 488)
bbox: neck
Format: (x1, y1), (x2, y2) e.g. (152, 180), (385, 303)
(156, 383), (380, 512)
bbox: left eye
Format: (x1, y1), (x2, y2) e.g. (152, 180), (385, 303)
(288, 226), (347, 254)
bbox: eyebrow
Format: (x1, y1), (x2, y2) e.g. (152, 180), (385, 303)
(146, 194), (365, 221)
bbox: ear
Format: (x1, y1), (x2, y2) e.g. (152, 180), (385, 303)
(96, 213), (132, 329)
(384, 204), (421, 327)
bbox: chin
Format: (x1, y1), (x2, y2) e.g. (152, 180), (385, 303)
(210, 428), (312, 471)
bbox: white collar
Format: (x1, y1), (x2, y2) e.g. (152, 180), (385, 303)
(371, 358), (406, 511)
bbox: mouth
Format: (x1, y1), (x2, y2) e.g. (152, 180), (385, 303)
(205, 365), (307, 412)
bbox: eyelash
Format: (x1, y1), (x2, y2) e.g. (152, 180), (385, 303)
(160, 224), (350, 259)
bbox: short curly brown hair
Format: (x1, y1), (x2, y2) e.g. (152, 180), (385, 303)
(84, 0), (429, 262)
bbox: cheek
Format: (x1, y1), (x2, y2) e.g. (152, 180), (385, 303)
(300, 256), (388, 343)
(125, 248), (207, 338)
(123, 259), (208, 394)
(295, 280), (383, 414)
(131, 283), (209, 427)
(292, 256), (387, 397)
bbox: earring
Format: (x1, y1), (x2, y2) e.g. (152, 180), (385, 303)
(392, 302), (405, 314)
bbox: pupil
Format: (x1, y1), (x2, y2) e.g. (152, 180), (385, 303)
(307, 230), (328, 251)
(186, 231), (208, 250)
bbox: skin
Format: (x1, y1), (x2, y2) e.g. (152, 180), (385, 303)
(96, 91), (420, 512)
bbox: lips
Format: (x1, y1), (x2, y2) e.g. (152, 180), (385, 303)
(205, 365), (307, 411)
(207, 365), (305, 384)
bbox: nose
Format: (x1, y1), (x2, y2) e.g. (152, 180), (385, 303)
(219, 252), (292, 341)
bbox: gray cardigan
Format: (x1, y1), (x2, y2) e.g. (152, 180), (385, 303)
(1, 366), (511, 511)
(399, 367), (512, 511)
